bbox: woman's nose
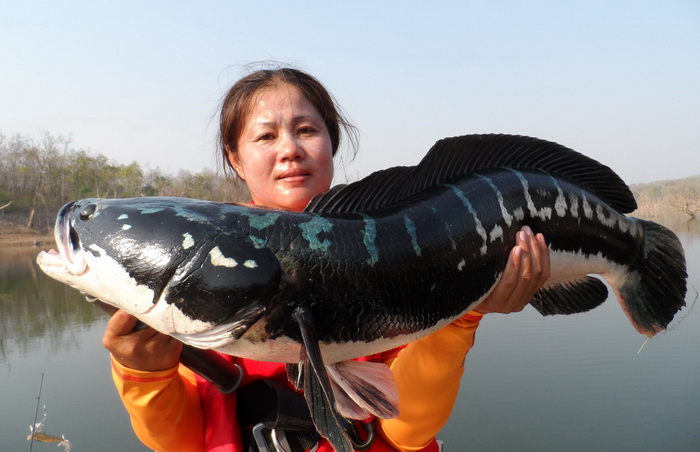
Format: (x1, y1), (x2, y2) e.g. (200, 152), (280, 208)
(279, 134), (304, 160)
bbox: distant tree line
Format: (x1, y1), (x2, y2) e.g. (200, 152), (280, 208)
(632, 175), (700, 220)
(2, 131), (697, 231)
(0, 132), (249, 231)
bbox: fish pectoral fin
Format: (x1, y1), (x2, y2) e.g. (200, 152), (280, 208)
(293, 307), (354, 452)
(172, 303), (266, 349)
(530, 276), (608, 315)
(326, 360), (399, 420)
(228, 302), (267, 340)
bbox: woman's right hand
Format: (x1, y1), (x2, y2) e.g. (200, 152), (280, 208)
(474, 225), (550, 314)
(103, 310), (182, 372)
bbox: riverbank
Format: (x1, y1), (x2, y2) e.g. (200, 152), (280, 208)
(0, 220), (53, 248)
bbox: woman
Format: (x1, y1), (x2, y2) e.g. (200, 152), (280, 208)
(104, 67), (550, 451)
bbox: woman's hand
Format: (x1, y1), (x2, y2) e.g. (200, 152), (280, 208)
(103, 310), (182, 371)
(475, 226), (550, 314)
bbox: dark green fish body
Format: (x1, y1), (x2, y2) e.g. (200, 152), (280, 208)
(37, 134), (687, 452)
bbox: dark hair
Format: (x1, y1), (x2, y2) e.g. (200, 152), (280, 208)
(218, 67), (358, 176)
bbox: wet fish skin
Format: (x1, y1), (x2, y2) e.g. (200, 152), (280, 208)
(36, 134), (687, 452)
(36, 134), (687, 356)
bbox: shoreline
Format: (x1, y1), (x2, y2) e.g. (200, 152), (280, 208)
(0, 222), (54, 249)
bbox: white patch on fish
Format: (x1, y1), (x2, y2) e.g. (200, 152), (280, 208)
(477, 174), (514, 227)
(596, 204), (616, 228)
(445, 184), (489, 256)
(89, 244), (106, 256)
(182, 232), (195, 249)
(582, 193), (593, 219)
(551, 177), (568, 217)
(568, 193), (580, 219)
(512, 170), (553, 221)
(489, 224), (504, 242)
(209, 246), (238, 268)
(617, 217), (630, 233)
(512, 206), (525, 221)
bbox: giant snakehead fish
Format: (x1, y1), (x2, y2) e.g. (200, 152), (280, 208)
(37, 134), (687, 452)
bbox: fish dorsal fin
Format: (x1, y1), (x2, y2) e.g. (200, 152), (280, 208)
(306, 134), (637, 214)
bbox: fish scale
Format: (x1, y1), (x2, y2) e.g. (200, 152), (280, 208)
(37, 133), (687, 452)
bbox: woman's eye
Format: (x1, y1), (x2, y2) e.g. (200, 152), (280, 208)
(298, 127), (315, 135)
(257, 133), (275, 141)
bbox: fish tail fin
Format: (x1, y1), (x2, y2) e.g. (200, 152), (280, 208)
(530, 219), (686, 337)
(616, 219), (687, 337)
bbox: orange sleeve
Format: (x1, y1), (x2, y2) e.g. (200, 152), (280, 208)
(377, 311), (483, 451)
(110, 356), (206, 452)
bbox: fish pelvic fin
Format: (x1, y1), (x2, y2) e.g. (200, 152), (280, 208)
(617, 219), (687, 337)
(530, 276), (609, 316)
(326, 360), (399, 420)
(293, 307), (354, 452)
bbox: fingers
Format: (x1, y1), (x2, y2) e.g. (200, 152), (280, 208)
(517, 228), (533, 284)
(536, 232), (551, 283)
(103, 310), (182, 372)
(106, 310), (141, 336)
(473, 226), (550, 315)
(490, 245), (521, 301)
(516, 226), (550, 300)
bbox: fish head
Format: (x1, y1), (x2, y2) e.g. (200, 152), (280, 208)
(37, 197), (281, 338)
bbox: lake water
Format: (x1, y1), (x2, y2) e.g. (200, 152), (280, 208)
(1, 217), (698, 451)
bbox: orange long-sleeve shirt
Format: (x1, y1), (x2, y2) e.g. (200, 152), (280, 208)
(377, 312), (482, 451)
(111, 312), (482, 452)
(111, 360), (205, 451)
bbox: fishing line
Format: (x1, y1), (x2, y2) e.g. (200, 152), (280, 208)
(28, 373), (44, 452)
(636, 338), (650, 354)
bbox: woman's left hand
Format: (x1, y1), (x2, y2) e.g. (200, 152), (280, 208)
(474, 225), (550, 314)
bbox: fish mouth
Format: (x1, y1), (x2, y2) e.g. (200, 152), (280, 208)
(49, 201), (89, 275)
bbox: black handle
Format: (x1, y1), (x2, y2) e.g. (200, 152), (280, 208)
(91, 298), (243, 394)
(180, 345), (243, 394)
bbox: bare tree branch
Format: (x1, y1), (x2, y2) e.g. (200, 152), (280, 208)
(668, 187), (699, 219)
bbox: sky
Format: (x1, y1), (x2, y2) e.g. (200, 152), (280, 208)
(1, 0), (698, 185)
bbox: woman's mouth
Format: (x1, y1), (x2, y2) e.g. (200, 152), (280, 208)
(278, 168), (310, 182)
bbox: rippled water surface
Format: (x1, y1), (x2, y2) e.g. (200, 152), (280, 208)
(1, 216), (698, 451)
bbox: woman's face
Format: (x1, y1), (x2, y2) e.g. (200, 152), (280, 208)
(229, 83), (334, 212)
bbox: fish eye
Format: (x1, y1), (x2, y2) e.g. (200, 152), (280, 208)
(79, 203), (97, 220)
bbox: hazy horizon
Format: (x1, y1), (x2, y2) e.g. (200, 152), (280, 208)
(2, 1), (698, 185)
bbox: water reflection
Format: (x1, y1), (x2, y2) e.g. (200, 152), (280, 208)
(0, 248), (102, 363)
(0, 215), (698, 452)
(639, 211), (700, 238)
(0, 247), (148, 452)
